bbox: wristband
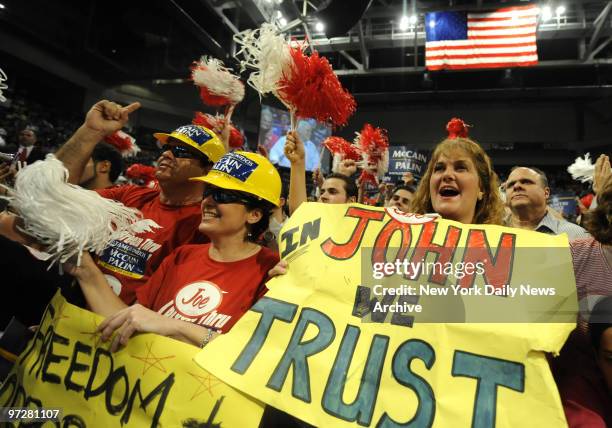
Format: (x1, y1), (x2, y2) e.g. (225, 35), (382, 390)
(201, 328), (215, 348)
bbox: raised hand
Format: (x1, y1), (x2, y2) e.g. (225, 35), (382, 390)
(84, 100), (141, 137)
(284, 131), (305, 164)
(593, 154), (611, 195)
(338, 159), (357, 176)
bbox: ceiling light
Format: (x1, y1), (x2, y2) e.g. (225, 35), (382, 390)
(315, 21), (324, 32)
(399, 16), (409, 31)
(555, 5), (565, 16)
(409, 15), (417, 25)
(0, 4), (5, 9)
(541, 5), (552, 21)
(279, 17), (287, 26)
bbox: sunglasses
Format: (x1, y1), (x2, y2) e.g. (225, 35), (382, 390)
(203, 186), (258, 205)
(161, 144), (208, 162)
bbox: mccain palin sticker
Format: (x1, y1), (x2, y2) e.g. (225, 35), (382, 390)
(174, 125), (214, 147)
(213, 153), (257, 182)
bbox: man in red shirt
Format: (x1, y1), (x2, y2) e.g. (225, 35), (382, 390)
(55, 100), (226, 303)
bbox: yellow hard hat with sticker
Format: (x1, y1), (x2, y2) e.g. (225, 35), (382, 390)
(154, 125), (226, 162)
(191, 151), (281, 207)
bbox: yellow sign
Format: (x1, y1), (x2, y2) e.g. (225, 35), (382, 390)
(196, 203), (577, 427)
(0, 292), (264, 427)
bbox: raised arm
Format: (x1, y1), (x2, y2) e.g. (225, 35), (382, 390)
(55, 100), (140, 184)
(67, 252), (128, 316)
(285, 131), (307, 215)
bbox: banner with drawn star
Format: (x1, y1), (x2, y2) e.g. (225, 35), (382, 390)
(0, 291), (264, 427)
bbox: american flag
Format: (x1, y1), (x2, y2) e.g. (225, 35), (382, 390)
(425, 5), (539, 70)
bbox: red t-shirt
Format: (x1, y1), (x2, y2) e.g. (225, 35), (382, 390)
(136, 243), (279, 333)
(95, 185), (206, 304)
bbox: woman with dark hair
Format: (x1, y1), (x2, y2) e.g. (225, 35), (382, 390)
(411, 121), (505, 225)
(69, 151), (281, 351)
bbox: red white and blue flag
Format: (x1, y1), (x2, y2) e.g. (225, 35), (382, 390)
(425, 5), (539, 70)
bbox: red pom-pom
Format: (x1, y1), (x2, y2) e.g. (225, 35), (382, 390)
(446, 118), (470, 139)
(126, 164), (156, 183)
(580, 193), (594, 210)
(323, 136), (361, 160)
(278, 48), (356, 127)
(198, 87), (232, 107)
(192, 112), (244, 148)
(228, 127), (244, 148)
(104, 131), (132, 152)
(359, 170), (379, 187)
(357, 123), (389, 164)
(103, 131), (140, 157)
(193, 111), (216, 128)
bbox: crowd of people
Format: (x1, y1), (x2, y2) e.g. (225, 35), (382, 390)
(0, 98), (611, 427)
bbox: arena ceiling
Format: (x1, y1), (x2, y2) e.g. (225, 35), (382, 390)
(2, 0), (612, 104)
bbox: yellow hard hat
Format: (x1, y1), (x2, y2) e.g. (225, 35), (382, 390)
(191, 151), (281, 207)
(153, 125), (226, 162)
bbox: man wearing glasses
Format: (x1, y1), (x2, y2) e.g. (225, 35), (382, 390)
(55, 100), (227, 304)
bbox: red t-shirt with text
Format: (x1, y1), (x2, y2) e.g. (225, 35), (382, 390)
(136, 244), (279, 333)
(95, 185), (206, 304)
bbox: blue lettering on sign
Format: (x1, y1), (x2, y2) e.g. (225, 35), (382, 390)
(99, 241), (149, 276)
(213, 153), (257, 182)
(174, 125), (214, 147)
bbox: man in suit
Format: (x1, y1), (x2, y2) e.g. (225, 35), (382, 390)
(15, 127), (46, 164)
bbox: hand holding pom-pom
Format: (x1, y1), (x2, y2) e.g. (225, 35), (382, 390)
(338, 159), (357, 177)
(63, 251), (99, 282)
(284, 131), (305, 165)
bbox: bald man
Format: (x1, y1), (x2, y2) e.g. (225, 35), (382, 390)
(506, 166), (589, 239)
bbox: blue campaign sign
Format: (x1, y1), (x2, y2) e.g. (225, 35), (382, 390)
(549, 194), (578, 218)
(387, 146), (429, 179)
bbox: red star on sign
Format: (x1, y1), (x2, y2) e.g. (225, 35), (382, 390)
(130, 341), (175, 375)
(187, 371), (223, 400)
(79, 317), (102, 347)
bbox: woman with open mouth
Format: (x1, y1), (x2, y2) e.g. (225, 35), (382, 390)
(411, 119), (505, 226)
(67, 151), (281, 351)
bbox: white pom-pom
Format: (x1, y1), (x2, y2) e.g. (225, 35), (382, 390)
(567, 153), (595, 183)
(233, 23), (294, 96)
(192, 56), (245, 105)
(3, 155), (160, 267)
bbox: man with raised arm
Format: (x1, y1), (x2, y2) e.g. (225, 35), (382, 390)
(285, 131), (357, 216)
(55, 100), (226, 303)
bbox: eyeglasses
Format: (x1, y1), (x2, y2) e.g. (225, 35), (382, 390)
(161, 144), (208, 161)
(203, 186), (257, 205)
